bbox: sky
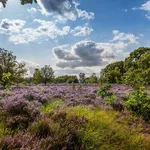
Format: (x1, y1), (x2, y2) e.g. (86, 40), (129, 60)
(0, 0), (150, 77)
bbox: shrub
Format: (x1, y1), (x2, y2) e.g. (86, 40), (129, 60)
(97, 84), (112, 98)
(29, 118), (52, 138)
(106, 94), (125, 112)
(124, 88), (150, 121)
(1, 96), (40, 132)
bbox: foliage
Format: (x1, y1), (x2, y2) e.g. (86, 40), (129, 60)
(0, 94), (41, 132)
(0, 86), (149, 149)
(0, 48), (26, 88)
(33, 65), (54, 85)
(88, 73), (98, 84)
(68, 106), (149, 150)
(101, 47), (150, 86)
(124, 88), (150, 121)
(33, 68), (42, 84)
(0, 0), (37, 7)
(97, 84), (112, 98)
(79, 73), (86, 83)
(100, 61), (124, 84)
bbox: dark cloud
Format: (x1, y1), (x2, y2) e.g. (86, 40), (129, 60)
(53, 41), (115, 68)
(53, 46), (79, 61)
(40, 0), (77, 15)
(1, 21), (10, 29)
(38, 0), (94, 21)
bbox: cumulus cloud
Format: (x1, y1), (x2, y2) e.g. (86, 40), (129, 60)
(18, 59), (41, 77)
(37, 0), (95, 22)
(71, 26), (93, 37)
(53, 30), (139, 69)
(0, 18), (93, 44)
(0, 19), (25, 35)
(27, 7), (37, 14)
(2, 19), (70, 44)
(112, 30), (139, 44)
(133, 0), (150, 19)
(53, 40), (115, 68)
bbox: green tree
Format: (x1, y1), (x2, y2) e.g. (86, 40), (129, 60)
(0, 48), (26, 88)
(79, 73), (86, 83)
(100, 61), (124, 84)
(88, 73), (98, 84)
(41, 65), (54, 85)
(0, 0), (37, 7)
(33, 68), (42, 84)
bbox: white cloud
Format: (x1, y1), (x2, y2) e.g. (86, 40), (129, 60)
(71, 26), (93, 37)
(27, 7), (37, 14)
(53, 40), (115, 69)
(1, 19), (71, 44)
(18, 59), (41, 77)
(52, 30), (139, 69)
(77, 9), (95, 20)
(134, 0), (150, 19)
(0, 19), (25, 35)
(37, 0), (95, 23)
(0, 3), (2, 11)
(140, 0), (150, 11)
(0, 18), (95, 44)
(112, 30), (139, 44)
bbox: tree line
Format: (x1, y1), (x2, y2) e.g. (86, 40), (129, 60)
(0, 48), (99, 88)
(0, 47), (150, 88)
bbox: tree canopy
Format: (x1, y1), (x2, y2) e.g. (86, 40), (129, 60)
(100, 47), (150, 86)
(0, 0), (37, 7)
(0, 48), (26, 87)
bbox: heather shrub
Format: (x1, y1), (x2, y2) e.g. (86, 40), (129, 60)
(1, 96), (40, 132)
(0, 106), (150, 150)
(106, 94), (125, 111)
(124, 88), (150, 121)
(1, 109), (88, 150)
(29, 118), (52, 138)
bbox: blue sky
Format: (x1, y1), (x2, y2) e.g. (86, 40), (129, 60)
(0, 0), (150, 76)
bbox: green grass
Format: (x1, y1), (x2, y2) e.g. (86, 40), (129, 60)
(41, 99), (66, 113)
(41, 100), (150, 150)
(67, 106), (150, 150)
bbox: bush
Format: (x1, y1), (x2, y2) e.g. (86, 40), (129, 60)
(0, 96), (40, 132)
(97, 84), (112, 98)
(124, 88), (150, 121)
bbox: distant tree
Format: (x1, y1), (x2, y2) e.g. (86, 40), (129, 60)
(40, 65), (54, 85)
(79, 73), (86, 83)
(0, 48), (26, 88)
(88, 73), (98, 84)
(0, 0), (37, 7)
(24, 77), (33, 85)
(54, 75), (78, 84)
(33, 68), (42, 84)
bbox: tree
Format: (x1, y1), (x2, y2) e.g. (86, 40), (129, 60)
(0, 0), (37, 7)
(33, 68), (42, 84)
(100, 47), (150, 86)
(40, 65), (54, 85)
(0, 48), (26, 88)
(100, 61), (124, 84)
(79, 73), (86, 83)
(88, 73), (98, 84)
